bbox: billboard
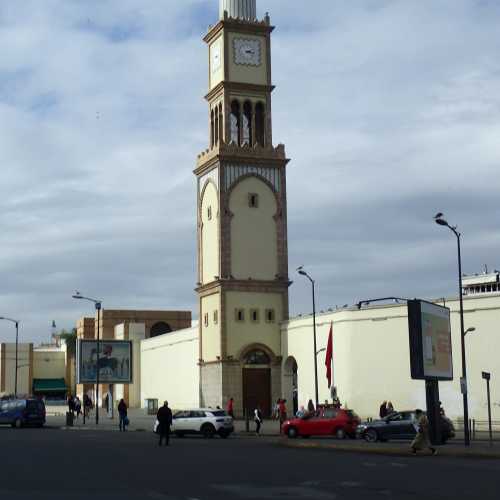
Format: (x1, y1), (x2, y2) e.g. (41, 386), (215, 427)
(77, 340), (132, 384)
(408, 300), (453, 381)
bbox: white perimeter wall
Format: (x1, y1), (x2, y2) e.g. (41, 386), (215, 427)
(282, 294), (500, 421)
(140, 326), (199, 410)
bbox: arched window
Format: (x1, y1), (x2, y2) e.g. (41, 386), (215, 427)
(255, 102), (265, 146)
(150, 322), (172, 338)
(210, 109), (215, 148)
(245, 349), (271, 365)
(230, 100), (241, 145)
(218, 103), (223, 144)
(242, 101), (253, 145)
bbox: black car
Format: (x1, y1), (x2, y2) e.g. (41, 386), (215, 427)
(356, 411), (455, 444)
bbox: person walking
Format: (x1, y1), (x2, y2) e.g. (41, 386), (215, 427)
(118, 399), (128, 432)
(379, 401), (388, 419)
(254, 406), (263, 435)
(67, 394), (75, 417)
(307, 399), (315, 415)
(227, 397), (234, 418)
(157, 401), (173, 447)
(387, 401), (395, 415)
(74, 397), (82, 421)
(411, 409), (437, 456)
(279, 399), (287, 432)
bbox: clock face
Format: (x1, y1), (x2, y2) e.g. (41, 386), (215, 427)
(234, 38), (261, 66)
(211, 40), (222, 73)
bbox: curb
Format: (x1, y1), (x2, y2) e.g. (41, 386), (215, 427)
(277, 439), (500, 460)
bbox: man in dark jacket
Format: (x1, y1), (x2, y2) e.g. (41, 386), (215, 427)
(157, 401), (173, 447)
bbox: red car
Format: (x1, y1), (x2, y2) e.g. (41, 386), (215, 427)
(282, 407), (360, 439)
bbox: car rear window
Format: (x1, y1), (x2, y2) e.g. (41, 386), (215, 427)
(210, 410), (227, 417)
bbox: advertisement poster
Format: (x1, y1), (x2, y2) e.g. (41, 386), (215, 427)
(77, 340), (132, 384)
(420, 301), (453, 379)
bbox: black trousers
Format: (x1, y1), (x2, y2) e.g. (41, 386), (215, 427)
(255, 419), (261, 434)
(159, 425), (170, 446)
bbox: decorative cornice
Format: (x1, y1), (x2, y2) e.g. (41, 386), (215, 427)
(195, 141), (289, 171)
(206, 81), (275, 102)
(204, 17), (274, 45)
(196, 278), (291, 296)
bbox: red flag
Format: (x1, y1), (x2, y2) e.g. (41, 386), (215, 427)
(325, 322), (333, 388)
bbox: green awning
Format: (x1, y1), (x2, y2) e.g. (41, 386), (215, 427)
(32, 378), (67, 393)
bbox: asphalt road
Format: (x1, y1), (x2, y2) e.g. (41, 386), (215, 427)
(0, 428), (498, 499)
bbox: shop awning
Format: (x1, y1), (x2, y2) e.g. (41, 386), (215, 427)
(32, 378), (67, 393)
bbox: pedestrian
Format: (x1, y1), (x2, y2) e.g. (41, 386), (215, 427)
(387, 401), (395, 415)
(272, 399), (280, 420)
(254, 406), (263, 435)
(118, 399), (128, 432)
(279, 399), (287, 430)
(227, 397), (234, 418)
(379, 401), (388, 419)
(67, 394), (75, 416)
(74, 397), (82, 421)
(83, 393), (91, 418)
(157, 401), (173, 447)
(307, 399), (315, 414)
(410, 409), (437, 456)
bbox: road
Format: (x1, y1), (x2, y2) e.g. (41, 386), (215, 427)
(0, 428), (498, 499)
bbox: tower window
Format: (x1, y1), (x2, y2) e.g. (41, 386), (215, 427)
(265, 309), (276, 323)
(230, 100), (241, 145)
(235, 308), (245, 322)
(207, 206), (212, 220)
(214, 106), (219, 145)
(213, 310), (218, 325)
(255, 101), (265, 146)
(218, 103), (223, 144)
(250, 309), (260, 323)
(248, 193), (259, 208)
(210, 109), (215, 148)
(204, 313), (209, 327)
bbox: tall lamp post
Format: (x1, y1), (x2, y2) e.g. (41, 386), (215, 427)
(72, 292), (102, 425)
(434, 212), (470, 446)
(0, 317), (19, 397)
(297, 266), (319, 407)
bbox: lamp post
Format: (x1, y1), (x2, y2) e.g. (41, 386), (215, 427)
(434, 213), (470, 446)
(73, 292), (102, 425)
(0, 317), (19, 397)
(297, 267), (319, 407)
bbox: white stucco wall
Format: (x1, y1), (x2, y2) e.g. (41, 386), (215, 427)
(140, 327), (199, 410)
(282, 294), (500, 422)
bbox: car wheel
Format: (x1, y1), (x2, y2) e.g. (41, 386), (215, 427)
(174, 431), (185, 438)
(364, 429), (378, 443)
(335, 428), (346, 440)
(201, 424), (216, 439)
(287, 427), (298, 439)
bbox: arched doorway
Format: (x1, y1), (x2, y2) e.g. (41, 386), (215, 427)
(283, 356), (298, 416)
(149, 322), (172, 338)
(242, 348), (272, 417)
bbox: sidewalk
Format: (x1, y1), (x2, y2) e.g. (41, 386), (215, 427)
(280, 438), (500, 460)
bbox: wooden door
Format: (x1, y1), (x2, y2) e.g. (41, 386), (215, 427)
(242, 368), (271, 417)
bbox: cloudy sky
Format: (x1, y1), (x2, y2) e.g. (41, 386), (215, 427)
(1, 0), (499, 343)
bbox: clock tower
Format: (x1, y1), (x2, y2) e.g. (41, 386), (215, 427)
(195, 0), (290, 416)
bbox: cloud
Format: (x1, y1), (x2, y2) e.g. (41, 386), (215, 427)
(0, 0), (499, 342)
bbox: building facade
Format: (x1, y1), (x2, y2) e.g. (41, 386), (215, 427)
(195, 0), (290, 416)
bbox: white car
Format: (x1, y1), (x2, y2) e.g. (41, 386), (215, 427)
(154, 408), (234, 438)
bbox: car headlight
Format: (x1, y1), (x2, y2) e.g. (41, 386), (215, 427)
(357, 425), (367, 431)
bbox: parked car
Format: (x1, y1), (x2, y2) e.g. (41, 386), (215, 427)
(154, 408), (234, 438)
(0, 398), (46, 428)
(356, 410), (455, 444)
(282, 407), (360, 439)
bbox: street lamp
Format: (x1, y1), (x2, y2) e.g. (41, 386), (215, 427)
(434, 212), (470, 446)
(72, 292), (102, 425)
(297, 266), (319, 407)
(0, 317), (19, 397)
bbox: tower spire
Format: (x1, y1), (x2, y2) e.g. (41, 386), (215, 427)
(219, 0), (257, 21)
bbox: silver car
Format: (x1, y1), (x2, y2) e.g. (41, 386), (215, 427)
(154, 408), (234, 438)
